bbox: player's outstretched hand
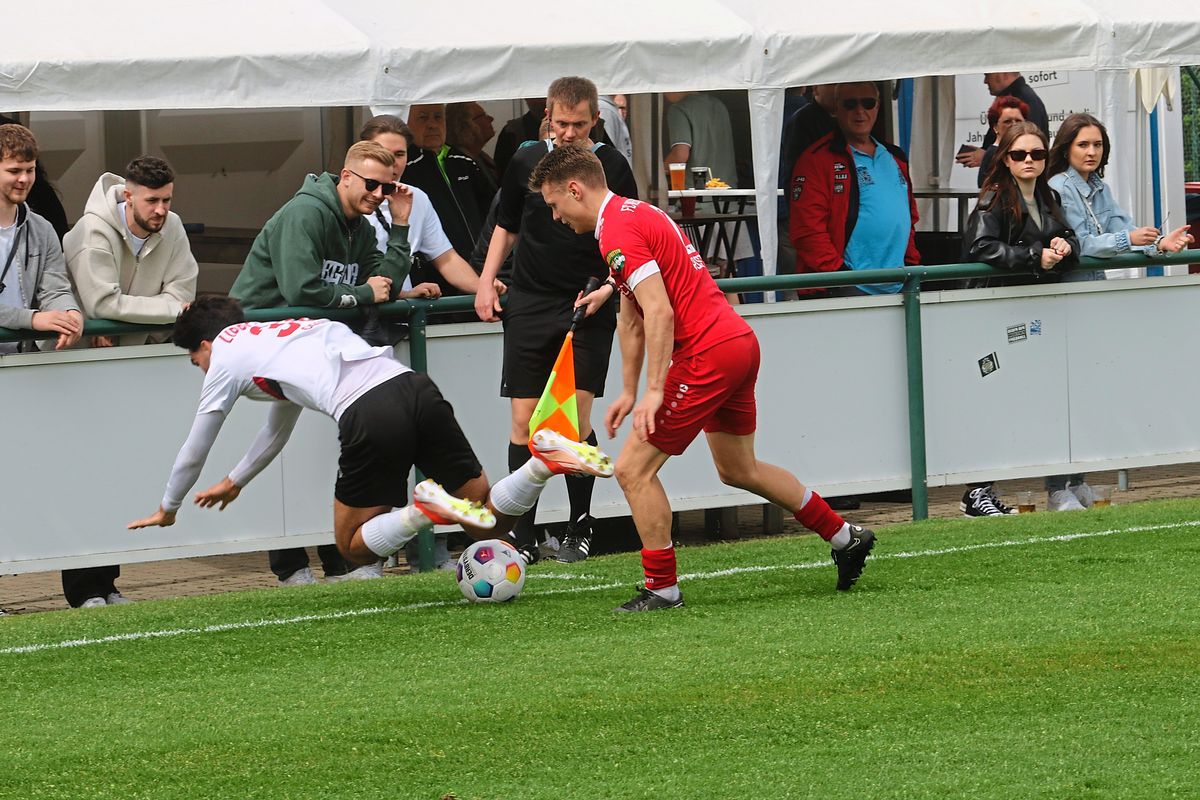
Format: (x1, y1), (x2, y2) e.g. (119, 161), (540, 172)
(632, 389), (663, 442)
(605, 391), (636, 438)
(194, 477), (242, 511)
(128, 508), (177, 530)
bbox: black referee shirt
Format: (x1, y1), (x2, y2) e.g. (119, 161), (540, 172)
(497, 141), (639, 296)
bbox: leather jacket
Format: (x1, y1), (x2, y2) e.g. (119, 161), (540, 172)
(965, 188), (1080, 284)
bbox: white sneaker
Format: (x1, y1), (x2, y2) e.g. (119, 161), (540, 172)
(80, 596), (107, 608)
(105, 592), (132, 605)
(279, 566), (318, 586)
(530, 429), (614, 477)
(1070, 482), (1096, 509)
(345, 562), (384, 581)
(413, 479), (496, 528)
(1048, 489), (1086, 511)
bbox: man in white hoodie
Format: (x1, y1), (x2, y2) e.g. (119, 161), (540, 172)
(65, 156), (197, 346)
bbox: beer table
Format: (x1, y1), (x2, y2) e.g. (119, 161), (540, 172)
(665, 189), (779, 266)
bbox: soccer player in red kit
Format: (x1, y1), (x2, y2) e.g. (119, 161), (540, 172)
(528, 145), (876, 611)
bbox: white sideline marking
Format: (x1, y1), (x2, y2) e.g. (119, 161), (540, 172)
(4, 520), (1196, 656)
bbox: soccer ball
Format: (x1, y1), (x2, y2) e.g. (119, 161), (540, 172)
(456, 539), (526, 603)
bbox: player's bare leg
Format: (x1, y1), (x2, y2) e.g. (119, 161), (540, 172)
(705, 431), (807, 509)
(706, 430), (877, 591)
(612, 435), (681, 611)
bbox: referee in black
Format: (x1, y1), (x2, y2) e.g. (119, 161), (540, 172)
(475, 76), (638, 564)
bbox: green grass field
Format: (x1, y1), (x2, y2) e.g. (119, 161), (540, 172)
(3, 500), (1199, 799)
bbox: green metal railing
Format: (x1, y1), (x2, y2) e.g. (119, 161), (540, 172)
(3, 252), (1196, 546)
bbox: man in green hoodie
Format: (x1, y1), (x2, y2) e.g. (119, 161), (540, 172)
(231, 140), (413, 311)
(230, 139), (414, 586)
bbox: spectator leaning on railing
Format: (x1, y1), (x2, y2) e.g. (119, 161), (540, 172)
(959, 120), (1080, 518)
(1038, 113), (1194, 512)
(789, 81), (921, 298)
(64, 156), (197, 347)
(229, 139), (414, 587)
(0, 123), (82, 354)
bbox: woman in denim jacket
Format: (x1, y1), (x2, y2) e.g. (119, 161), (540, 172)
(1047, 113), (1193, 282)
(1039, 114), (1192, 510)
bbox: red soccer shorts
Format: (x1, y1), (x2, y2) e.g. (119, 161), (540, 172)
(647, 332), (760, 456)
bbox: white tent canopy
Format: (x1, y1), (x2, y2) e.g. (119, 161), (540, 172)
(5, 1), (1199, 112)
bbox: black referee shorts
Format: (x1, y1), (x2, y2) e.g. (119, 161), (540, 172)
(335, 372), (482, 509)
(501, 286), (617, 398)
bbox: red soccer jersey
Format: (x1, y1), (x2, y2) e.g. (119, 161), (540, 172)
(597, 193), (751, 358)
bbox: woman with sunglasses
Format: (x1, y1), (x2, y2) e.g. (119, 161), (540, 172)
(959, 122), (1081, 518)
(1047, 113), (1193, 271)
(966, 121), (1079, 281)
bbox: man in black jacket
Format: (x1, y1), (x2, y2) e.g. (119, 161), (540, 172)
(402, 103), (493, 296)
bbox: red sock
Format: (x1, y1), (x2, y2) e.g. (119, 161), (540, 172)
(642, 546), (678, 590)
(794, 491), (845, 541)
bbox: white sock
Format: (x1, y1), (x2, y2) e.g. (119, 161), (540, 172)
(799, 487), (813, 510)
(650, 584), (682, 602)
(489, 459), (551, 517)
(829, 523), (853, 550)
(360, 506), (430, 557)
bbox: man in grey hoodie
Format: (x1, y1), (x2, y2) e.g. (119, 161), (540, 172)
(65, 156), (197, 346)
(0, 123), (81, 354)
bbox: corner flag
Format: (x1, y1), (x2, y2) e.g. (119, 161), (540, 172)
(528, 332), (580, 443)
(527, 277), (602, 447)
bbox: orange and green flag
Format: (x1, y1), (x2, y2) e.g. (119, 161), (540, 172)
(528, 331), (580, 444)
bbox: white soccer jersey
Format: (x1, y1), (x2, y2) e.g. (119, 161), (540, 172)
(199, 318), (409, 420)
(160, 319), (409, 512)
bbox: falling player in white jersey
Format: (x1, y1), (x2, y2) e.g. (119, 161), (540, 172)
(128, 296), (613, 566)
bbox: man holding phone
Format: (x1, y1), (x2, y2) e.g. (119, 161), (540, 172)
(229, 140), (414, 587)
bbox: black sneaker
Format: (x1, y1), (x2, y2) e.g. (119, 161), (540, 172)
(831, 526), (875, 591)
(512, 538), (540, 566)
(960, 486), (1006, 517)
(982, 484), (1018, 515)
(556, 515), (594, 563)
(614, 586), (685, 612)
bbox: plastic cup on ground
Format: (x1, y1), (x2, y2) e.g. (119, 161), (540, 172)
(1016, 490), (1036, 513)
(1091, 485), (1113, 508)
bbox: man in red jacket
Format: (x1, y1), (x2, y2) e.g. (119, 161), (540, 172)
(789, 81), (920, 297)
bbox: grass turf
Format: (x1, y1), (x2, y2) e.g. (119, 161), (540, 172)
(2, 499), (1199, 799)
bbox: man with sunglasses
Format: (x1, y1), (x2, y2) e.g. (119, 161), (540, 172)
(229, 140), (413, 586)
(789, 81), (920, 297)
